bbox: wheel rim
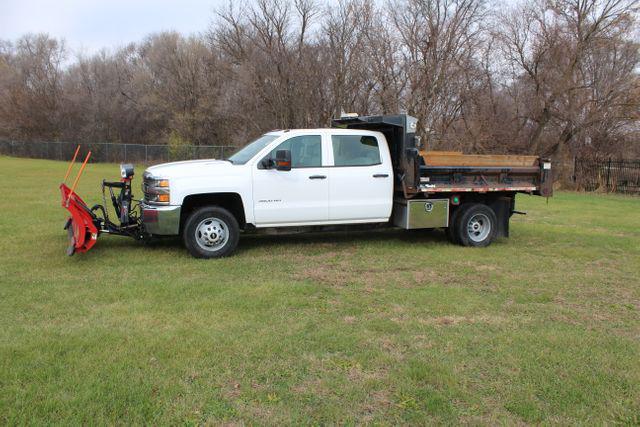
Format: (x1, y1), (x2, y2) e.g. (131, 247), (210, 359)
(195, 217), (229, 252)
(466, 213), (491, 242)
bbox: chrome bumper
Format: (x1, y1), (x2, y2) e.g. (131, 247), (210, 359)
(142, 203), (181, 236)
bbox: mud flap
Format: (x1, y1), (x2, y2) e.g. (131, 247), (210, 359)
(488, 196), (513, 238)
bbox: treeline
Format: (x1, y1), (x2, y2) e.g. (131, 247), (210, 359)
(0, 0), (638, 169)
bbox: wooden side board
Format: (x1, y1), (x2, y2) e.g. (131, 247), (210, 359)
(421, 151), (539, 167)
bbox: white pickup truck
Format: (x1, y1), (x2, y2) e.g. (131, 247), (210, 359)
(138, 114), (552, 258)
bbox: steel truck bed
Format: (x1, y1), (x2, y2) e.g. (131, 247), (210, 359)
(419, 151), (552, 196)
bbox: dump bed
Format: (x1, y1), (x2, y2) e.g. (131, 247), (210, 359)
(420, 151), (552, 196)
(332, 114), (552, 198)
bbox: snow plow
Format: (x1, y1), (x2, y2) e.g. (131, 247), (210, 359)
(59, 146), (146, 255)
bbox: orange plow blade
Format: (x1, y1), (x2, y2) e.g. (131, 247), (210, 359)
(60, 183), (99, 255)
(60, 149), (100, 255)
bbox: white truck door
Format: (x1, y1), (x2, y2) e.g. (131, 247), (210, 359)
(252, 134), (329, 225)
(328, 133), (393, 221)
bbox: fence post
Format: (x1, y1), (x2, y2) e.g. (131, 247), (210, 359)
(145, 145), (148, 164)
(572, 157), (577, 182)
(606, 157), (612, 192)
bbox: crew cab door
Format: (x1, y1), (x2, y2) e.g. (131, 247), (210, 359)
(328, 133), (393, 221)
(252, 134), (329, 225)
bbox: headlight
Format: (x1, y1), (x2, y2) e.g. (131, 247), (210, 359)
(146, 192), (170, 203)
(120, 163), (134, 178)
(143, 172), (170, 204)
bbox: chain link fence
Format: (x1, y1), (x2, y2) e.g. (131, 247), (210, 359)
(0, 140), (235, 164)
(574, 157), (640, 194)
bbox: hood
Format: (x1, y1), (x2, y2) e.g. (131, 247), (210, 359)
(144, 159), (235, 179)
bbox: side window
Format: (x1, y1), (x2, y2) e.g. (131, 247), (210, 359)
(331, 135), (381, 167)
(268, 135), (322, 168)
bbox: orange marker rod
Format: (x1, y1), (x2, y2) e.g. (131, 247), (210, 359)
(63, 145), (81, 183)
(66, 151), (91, 205)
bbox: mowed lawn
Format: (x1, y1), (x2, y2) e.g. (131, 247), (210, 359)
(0, 155), (638, 425)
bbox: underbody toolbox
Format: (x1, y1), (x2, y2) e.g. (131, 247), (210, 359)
(393, 198), (449, 229)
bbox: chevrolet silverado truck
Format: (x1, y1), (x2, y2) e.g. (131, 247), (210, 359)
(133, 114), (552, 258)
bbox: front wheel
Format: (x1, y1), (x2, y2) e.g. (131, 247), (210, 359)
(183, 206), (239, 258)
(454, 204), (497, 247)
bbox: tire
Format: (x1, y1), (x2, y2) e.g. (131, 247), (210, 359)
(182, 206), (240, 258)
(446, 206), (462, 244)
(454, 203), (497, 247)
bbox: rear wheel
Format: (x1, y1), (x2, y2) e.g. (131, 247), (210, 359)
(454, 203), (497, 247)
(183, 206), (239, 258)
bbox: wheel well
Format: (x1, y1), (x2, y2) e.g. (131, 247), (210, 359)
(180, 193), (246, 231)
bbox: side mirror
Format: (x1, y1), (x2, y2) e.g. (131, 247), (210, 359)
(275, 149), (291, 171)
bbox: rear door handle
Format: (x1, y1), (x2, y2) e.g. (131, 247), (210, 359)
(309, 175), (327, 180)
(373, 174), (389, 178)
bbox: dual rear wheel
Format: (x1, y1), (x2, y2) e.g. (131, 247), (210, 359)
(447, 203), (498, 247)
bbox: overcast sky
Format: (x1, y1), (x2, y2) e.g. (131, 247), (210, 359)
(0, 0), (228, 54)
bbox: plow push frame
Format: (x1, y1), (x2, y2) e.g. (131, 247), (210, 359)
(59, 146), (146, 255)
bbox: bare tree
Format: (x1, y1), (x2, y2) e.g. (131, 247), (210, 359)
(496, 0), (640, 159)
(388, 0), (487, 148)
(0, 34), (66, 140)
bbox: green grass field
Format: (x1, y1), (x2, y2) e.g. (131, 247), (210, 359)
(0, 155), (638, 424)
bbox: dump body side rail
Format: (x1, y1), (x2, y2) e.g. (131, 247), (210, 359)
(419, 162), (552, 197)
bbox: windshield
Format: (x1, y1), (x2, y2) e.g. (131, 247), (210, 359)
(228, 134), (279, 165)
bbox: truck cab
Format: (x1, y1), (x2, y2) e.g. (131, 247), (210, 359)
(141, 127), (395, 257)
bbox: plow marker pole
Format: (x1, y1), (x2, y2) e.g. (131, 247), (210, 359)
(66, 151), (91, 206)
(63, 145), (81, 183)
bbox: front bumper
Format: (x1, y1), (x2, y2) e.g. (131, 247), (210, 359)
(142, 203), (181, 236)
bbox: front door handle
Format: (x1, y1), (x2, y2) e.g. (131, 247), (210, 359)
(309, 175), (327, 180)
(373, 174), (389, 178)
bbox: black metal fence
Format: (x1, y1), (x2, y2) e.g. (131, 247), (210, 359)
(574, 158), (640, 194)
(0, 140), (235, 163)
